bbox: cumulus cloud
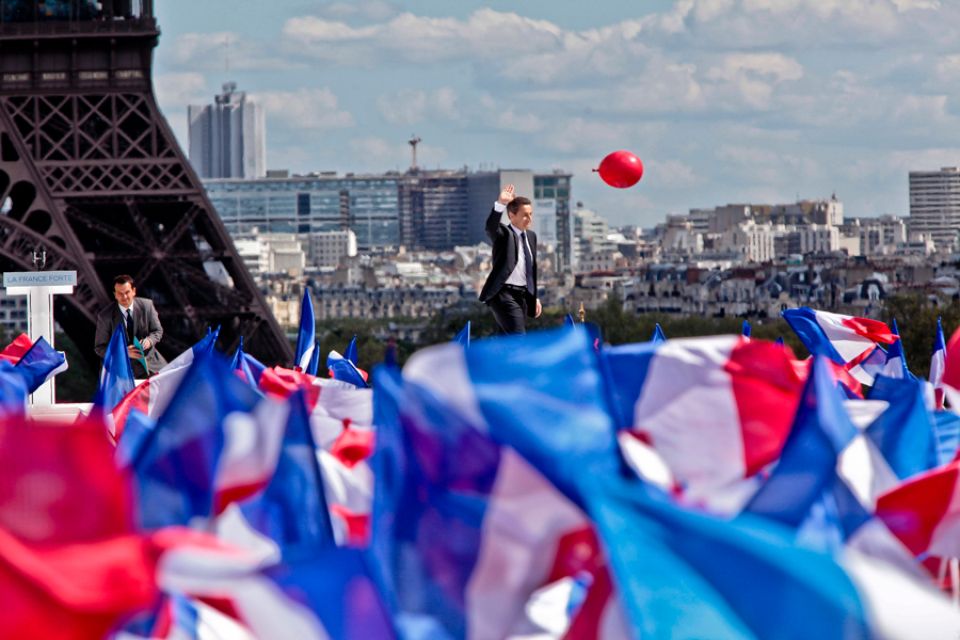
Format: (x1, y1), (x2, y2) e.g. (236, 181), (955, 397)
(377, 88), (460, 125)
(281, 9), (565, 66)
(154, 72), (208, 110)
(166, 32), (293, 72)
(716, 145), (822, 187)
(252, 89), (354, 130)
(154, 72), (209, 149)
(310, 0), (400, 23)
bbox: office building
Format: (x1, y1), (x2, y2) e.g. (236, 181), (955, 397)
(205, 173), (401, 250)
(205, 167), (574, 270)
(189, 82), (266, 179)
(309, 230), (357, 268)
(909, 167), (960, 250)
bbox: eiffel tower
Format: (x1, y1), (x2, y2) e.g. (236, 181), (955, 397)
(0, 1), (292, 367)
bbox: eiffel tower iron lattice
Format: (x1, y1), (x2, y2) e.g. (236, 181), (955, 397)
(0, 2), (292, 369)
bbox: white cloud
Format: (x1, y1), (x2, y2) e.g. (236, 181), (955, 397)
(253, 89), (354, 130)
(311, 1), (400, 23)
(154, 72), (208, 111)
(377, 88), (460, 125)
(641, 0), (948, 49)
(282, 9), (565, 66)
(716, 145), (821, 185)
(167, 32), (293, 72)
(154, 73), (209, 149)
(647, 160), (701, 189)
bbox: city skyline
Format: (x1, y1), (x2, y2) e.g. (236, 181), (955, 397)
(154, 0), (960, 228)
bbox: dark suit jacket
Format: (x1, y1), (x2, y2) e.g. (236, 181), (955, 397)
(479, 207), (538, 317)
(94, 296), (167, 377)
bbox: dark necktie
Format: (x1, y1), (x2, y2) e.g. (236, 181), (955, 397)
(521, 231), (535, 296)
(124, 309), (134, 342)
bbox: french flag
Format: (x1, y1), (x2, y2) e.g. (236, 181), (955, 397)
(0, 333), (33, 364)
(372, 331), (630, 639)
(859, 318), (915, 383)
(393, 328), (960, 639)
(931, 317), (947, 409)
(95, 322), (136, 413)
(742, 358), (922, 580)
(782, 307), (897, 384)
(233, 389), (337, 558)
(13, 336), (68, 393)
(256, 366), (376, 546)
(602, 335), (806, 507)
(0, 361), (28, 416)
(112, 330), (220, 439)
(294, 288), (316, 371)
(586, 466), (960, 640)
(876, 459), (960, 560)
(327, 350), (369, 388)
(129, 351), (263, 530)
(157, 539), (395, 640)
(0, 417), (228, 640)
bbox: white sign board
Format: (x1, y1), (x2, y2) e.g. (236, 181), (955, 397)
(3, 271), (77, 287)
(2, 270), (76, 406)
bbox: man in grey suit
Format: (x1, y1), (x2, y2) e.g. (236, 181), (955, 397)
(94, 274), (167, 378)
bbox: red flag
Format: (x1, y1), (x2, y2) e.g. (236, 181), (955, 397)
(0, 419), (159, 638)
(0, 333), (33, 365)
(260, 366), (321, 408)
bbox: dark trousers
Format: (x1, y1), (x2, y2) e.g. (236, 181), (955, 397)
(488, 286), (528, 335)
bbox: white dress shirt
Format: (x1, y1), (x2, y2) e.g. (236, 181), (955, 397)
(494, 201), (532, 288)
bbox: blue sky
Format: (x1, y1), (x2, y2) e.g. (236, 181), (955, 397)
(153, 0), (960, 227)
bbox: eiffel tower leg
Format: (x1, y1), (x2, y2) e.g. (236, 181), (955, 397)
(0, 13), (293, 368)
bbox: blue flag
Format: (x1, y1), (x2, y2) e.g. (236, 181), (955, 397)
(306, 339), (321, 376)
(866, 374), (938, 479)
(262, 548), (396, 639)
(295, 288), (316, 370)
(241, 390), (335, 560)
(586, 472), (872, 640)
(743, 357), (869, 547)
(130, 351), (261, 529)
(0, 360), (28, 416)
(453, 321), (471, 347)
(14, 336), (66, 393)
(933, 411), (960, 466)
(650, 323), (666, 344)
(345, 335), (359, 365)
(328, 350), (369, 388)
(95, 323), (135, 412)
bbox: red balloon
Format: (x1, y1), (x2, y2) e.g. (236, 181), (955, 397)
(595, 150), (644, 188)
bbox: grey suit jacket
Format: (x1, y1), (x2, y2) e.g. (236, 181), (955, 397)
(94, 296), (167, 377)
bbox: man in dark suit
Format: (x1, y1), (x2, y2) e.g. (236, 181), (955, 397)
(479, 184), (541, 334)
(94, 274), (167, 378)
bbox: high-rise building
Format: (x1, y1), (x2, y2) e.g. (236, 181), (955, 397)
(573, 207), (612, 270)
(535, 172), (573, 272)
(399, 172), (469, 250)
(189, 82), (266, 179)
(909, 167), (960, 250)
